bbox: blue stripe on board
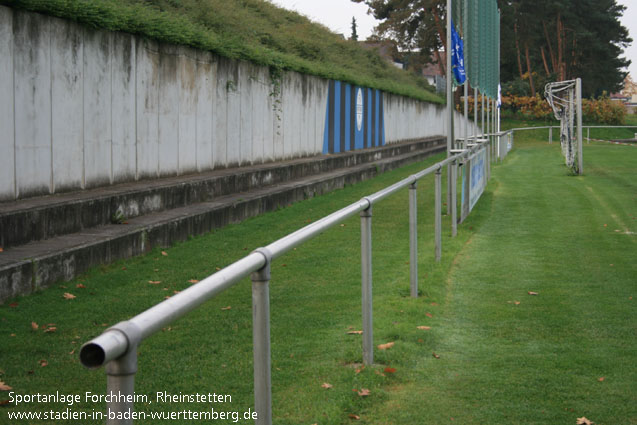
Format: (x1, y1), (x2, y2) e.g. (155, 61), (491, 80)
(367, 88), (372, 148)
(344, 84), (351, 151)
(334, 81), (341, 153)
(380, 92), (385, 146)
(375, 90), (380, 146)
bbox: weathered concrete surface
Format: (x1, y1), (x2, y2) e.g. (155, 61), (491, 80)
(0, 8), (14, 201)
(0, 6), (478, 201)
(0, 138), (445, 302)
(0, 137), (444, 248)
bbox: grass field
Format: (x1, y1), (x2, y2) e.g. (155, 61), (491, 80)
(0, 124), (635, 424)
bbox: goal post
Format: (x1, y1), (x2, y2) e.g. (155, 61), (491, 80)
(544, 78), (583, 175)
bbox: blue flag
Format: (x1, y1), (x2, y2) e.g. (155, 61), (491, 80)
(451, 19), (466, 85)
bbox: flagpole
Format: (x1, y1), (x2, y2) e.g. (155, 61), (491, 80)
(446, 0), (453, 209)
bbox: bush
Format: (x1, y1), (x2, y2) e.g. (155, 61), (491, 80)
(459, 93), (626, 125)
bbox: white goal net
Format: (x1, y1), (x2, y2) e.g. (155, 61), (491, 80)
(544, 79), (583, 174)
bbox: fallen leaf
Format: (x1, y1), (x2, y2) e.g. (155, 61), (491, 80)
(598, 377), (605, 382)
(355, 366), (364, 374)
(432, 352), (441, 359)
(76, 284), (86, 289)
(348, 414), (360, 420)
(69, 349), (76, 355)
(31, 321), (39, 331)
(417, 338), (424, 343)
(340, 223), (346, 227)
(10, 334), (15, 337)
(417, 326), (431, 330)
(347, 330), (363, 335)
(610, 264), (614, 267)
(357, 388), (370, 397)
(188, 279), (199, 284)
(9, 302), (18, 308)
(161, 251), (168, 256)
(39, 359), (48, 367)
(0, 381), (11, 391)
(384, 367), (397, 374)
(0, 400), (9, 406)
(164, 296), (171, 299)
(425, 312), (433, 318)
(44, 327), (57, 333)
(122, 267), (127, 270)
(321, 383), (333, 389)
(576, 417), (594, 425)
(173, 290), (180, 294)
(514, 301), (521, 305)
(215, 267), (221, 271)
(63, 293), (76, 300)
(527, 291), (538, 295)
(374, 370), (385, 377)
(221, 306), (231, 311)
(603, 224), (608, 227)
(377, 342), (395, 350)
(430, 302), (439, 306)
(148, 280), (161, 284)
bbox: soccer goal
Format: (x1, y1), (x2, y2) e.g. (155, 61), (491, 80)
(544, 78), (583, 175)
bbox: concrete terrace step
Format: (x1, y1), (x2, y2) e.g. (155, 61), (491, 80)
(0, 137), (444, 249)
(0, 138), (445, 302)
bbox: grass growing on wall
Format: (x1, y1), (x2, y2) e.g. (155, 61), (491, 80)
(1, 0), (443, 104)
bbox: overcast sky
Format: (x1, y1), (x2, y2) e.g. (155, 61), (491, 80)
(271, 0), (637, 79)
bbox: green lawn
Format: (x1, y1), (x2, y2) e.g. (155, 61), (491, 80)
(0, 126), (635, 424)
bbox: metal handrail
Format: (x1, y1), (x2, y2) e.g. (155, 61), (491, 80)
(80, 140), (491, 425)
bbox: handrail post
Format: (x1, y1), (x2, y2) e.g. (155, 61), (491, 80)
(251, 248), (273, 425)
(103, 322), (142, 425)
(434, 168), (442, 262)
(450, 161), (457, 238)
(409, 182), (418, 297)
(360, 203), (374, 365)
(486, 142), (491, 180)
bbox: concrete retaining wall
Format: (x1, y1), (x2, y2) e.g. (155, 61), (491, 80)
(0, 6), (480, 201)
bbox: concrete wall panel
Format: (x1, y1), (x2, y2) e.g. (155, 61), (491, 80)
(135, 38), (159, 179)
(14, 11), (51, 198)
(158, 44), (179, 176)
(251, 65), (267, 164)
(273, 77), (284, 160)
(195, 50), (213, 171)
(178, 46), (198, 174)
(0, 6), (15, 200)
(225, 60), (241, 166)
(50, 18), (83, 193)
(239, 62), (253, 165)
(111, 32), (136, 183)
(314, 78), (328, 154)
(83, 29), (112, 188)
(262, 68), (275, 162)
(212, 56), (227, 168)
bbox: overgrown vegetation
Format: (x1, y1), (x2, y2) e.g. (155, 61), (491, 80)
(459, 94), (628, 124)
(1, 0), (442, 103)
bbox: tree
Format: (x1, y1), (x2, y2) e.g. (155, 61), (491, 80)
(353, 0), (632, 97)
(499, 0), (631, 97)
(352, 0), (446, 74)
(351, 16), (359, 41)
